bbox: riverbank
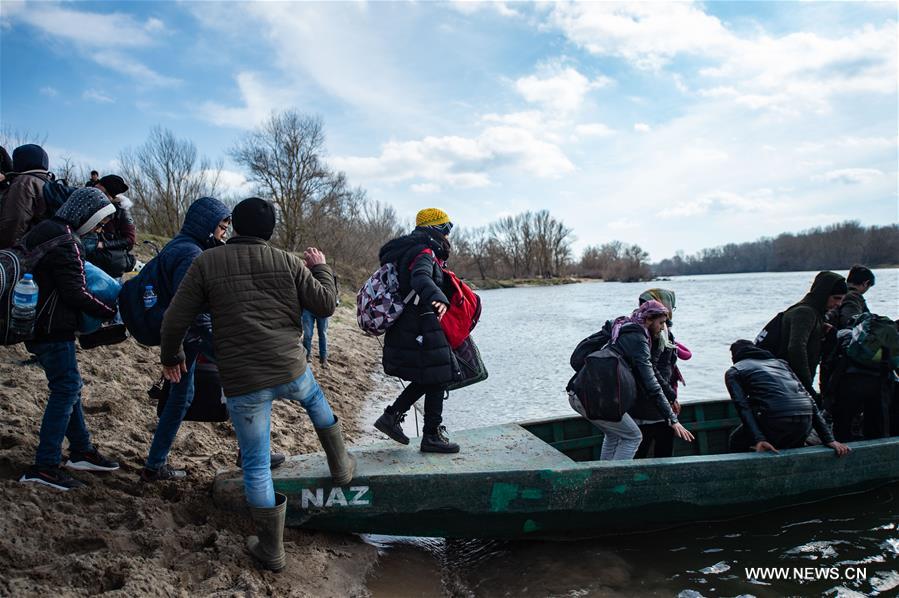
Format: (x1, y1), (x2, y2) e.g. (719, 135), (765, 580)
(469, 276), (584, 290)
(0, 303), (384, 596)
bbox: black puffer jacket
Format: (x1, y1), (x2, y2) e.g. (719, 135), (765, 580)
(615, 323), (678, 424)
(725, 344), (834, 445)
(379, 229), (457, 385)
(23, 191), (117, 342)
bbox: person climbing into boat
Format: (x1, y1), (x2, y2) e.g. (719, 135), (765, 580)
(764, 271), (847, 404)
(832, 265), (875, 330)
(159, 197), (355, 571)
(633, 288), (691, 458)
(725, 340), (850, 456)
(569, 300), (695, 460)
(374, 208), (462, 454)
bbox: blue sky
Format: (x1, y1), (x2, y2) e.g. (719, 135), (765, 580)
(2, 1), (896, 260)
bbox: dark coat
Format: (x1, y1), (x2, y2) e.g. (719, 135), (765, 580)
(23, 199), (117, 342)
(615, 323), (678, 424)
(155, 197), (230, 334)
(775, 271), (846, 395)
(379, 229), (457, 385)
(84, 198), (137, 277)
(833, 290), (869, 330)
(725, 345), (834, 445)
(0, 172), (49, 249)
(630, 331), (678, 421)
(160, 236), (337, 397)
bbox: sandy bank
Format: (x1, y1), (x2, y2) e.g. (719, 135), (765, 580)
(0, 305), (386, 597)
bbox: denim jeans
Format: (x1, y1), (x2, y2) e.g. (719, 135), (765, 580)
(145, 330), (214, 470)
(227, 369), (336, 508)
(302, 311), (329, 360)
(25, 341), (93, 467)
(569, 393), (643, 461)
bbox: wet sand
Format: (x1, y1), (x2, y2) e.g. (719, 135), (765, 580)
(0, 306), (385, 597)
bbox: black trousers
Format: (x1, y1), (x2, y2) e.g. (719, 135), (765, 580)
(635, 422), (674, 458)
(729, 415), (812, 452)
(832, 373), (890, 441)
(391, 382), (445, 435)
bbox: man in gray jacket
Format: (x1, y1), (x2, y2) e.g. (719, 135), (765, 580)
(159, 197), (355, 571)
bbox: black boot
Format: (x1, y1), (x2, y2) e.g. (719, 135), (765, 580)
(420, 425), (459, 454)
(374, 407), (409, 445)
(237, 450), (287, 469)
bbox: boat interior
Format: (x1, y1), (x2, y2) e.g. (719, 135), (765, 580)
(522, 400), (741, 462)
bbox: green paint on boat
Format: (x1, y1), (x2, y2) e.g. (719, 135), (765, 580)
(612, 484), (628, 494)
(490, 482), (520, 512)
(633, 473), (650, 482)
(523, 519), (540, 533)
(521, 488), (543, 499)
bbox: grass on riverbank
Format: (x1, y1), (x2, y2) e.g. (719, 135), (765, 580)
(469, 277), (586, 290)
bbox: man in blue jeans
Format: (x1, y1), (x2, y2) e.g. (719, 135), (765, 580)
(18, 188), (120, 491)
(302, 309), (330, 368)
(159, 197), (355, 571)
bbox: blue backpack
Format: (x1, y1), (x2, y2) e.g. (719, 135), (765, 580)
(119, 256), (170, 346)
(42, 178), (77, 216)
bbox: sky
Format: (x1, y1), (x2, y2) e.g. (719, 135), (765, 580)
(1, 1), (896, 260)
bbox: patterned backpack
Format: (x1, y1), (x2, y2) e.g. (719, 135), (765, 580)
(356, 263), (416, 336)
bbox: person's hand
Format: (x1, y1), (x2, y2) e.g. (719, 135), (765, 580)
(97, 241), (104, 250)
(671, 422), (694, 442)
(672, 400), (681, 416)
(304, 247), (326, 268)
(432, 301), (448, 320)
(827, 441), (851, 457)
(162, 361), (187, 383)
(753, 440), (778, 453)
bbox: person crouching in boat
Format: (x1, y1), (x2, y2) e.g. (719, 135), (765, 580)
(569, 300), (695, 460)
(633, 288), (692, 458)
(374, 208), (462, 453)
(725, 340), (850, 456)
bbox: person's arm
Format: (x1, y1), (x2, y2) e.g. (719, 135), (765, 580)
(837, 296), (863, 330)
(102, 206), (136, 250)
(160, 260), (207, 368)
(619, 332), (677, 422)
(409, 250), (449, 306)
(296, 249), (337, 319)
(725, 367), (767, 445)
(786, 308), (817, 395)
(50, 242), (116, 319)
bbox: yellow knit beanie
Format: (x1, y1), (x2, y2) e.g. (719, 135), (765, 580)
(416, 208), (451, 227)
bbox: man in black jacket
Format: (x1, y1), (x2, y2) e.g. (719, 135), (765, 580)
(726, 340), (849, 456)
(18, 188), (121, 491)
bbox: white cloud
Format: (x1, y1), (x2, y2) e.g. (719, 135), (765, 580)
(660, 190), (784, 218)
(411, 183), (441, 193)
(634, 123), (651, 133)
(211, 169), (255, 197)
(449, 1), (520, 18)
(91, 51), (180, 87)
(574, 123), (615, 138)
(817, 168), (884, 185)
(82, 89), (114, 103)
(333, 125), (574, 190)
(515, 66), (610, 114)
(39, 86), (58, 97)
(197, 72), (294, 129)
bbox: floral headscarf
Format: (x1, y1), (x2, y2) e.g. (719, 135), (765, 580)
(611, 299), (670, 342)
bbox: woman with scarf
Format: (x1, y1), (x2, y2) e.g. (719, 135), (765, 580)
(633, 288), (692, 458)
(571, 300), (695, 460)
(374, 208), (461, 454)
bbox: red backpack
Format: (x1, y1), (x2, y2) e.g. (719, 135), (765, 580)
(440, 267), (481, 349)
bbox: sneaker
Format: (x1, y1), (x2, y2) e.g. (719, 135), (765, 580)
(140, 463), (187, 482)
(420, 426), (460, 454)
(374, 408), (410, 445)
(20, 465), (86, 491)
(65, 448), (120, 472)
(319, 358), (330, 369)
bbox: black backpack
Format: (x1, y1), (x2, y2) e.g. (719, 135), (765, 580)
(0, 233), (74, 345)
(41, 177), (77, 216)
(569, 320), (613, 372)
(754, 311), (784, 353)
(567, 324), (638, 422)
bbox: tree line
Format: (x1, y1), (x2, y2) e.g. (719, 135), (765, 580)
(654, 221), (899, 276)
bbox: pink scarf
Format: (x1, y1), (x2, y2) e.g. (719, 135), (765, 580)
(610, 300), (670, 342)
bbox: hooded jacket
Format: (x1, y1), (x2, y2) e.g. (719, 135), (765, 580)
(775, 271), (846, 395)
(379, 228), (457, 385)
(22, 188), (117, 342)
(153, 197), (230, 335)
(160, 236), (336, 397)
(725, 342), (835, 445)
(614, 322), (678, 424)
(0, 148), (54, 249)
(832, 290), (869, 330)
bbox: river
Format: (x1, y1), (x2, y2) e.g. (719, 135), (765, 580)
(363, 269), (899, 597)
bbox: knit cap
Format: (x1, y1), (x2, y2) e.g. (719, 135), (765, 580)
(98, 174), (129, 197)
(416, 208), (450, 227)
(232, 197), (277, 240)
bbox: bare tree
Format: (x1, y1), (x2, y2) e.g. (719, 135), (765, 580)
(120, 127), (222, 237)
(0, 125), (48, 153)
(230, 110), (333, 251)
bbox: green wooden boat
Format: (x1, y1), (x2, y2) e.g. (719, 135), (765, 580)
(213, 400), (899, 538)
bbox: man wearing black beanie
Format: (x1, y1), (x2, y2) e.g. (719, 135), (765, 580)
(159, 196), (355, 572)
(87, 174), (136, 278)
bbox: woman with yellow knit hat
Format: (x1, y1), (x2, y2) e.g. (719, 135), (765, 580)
(374, 208), (461, 453)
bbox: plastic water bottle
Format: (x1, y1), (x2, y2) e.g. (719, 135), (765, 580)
(11, 273), (39, 337)
(143, 285), (157, 310)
